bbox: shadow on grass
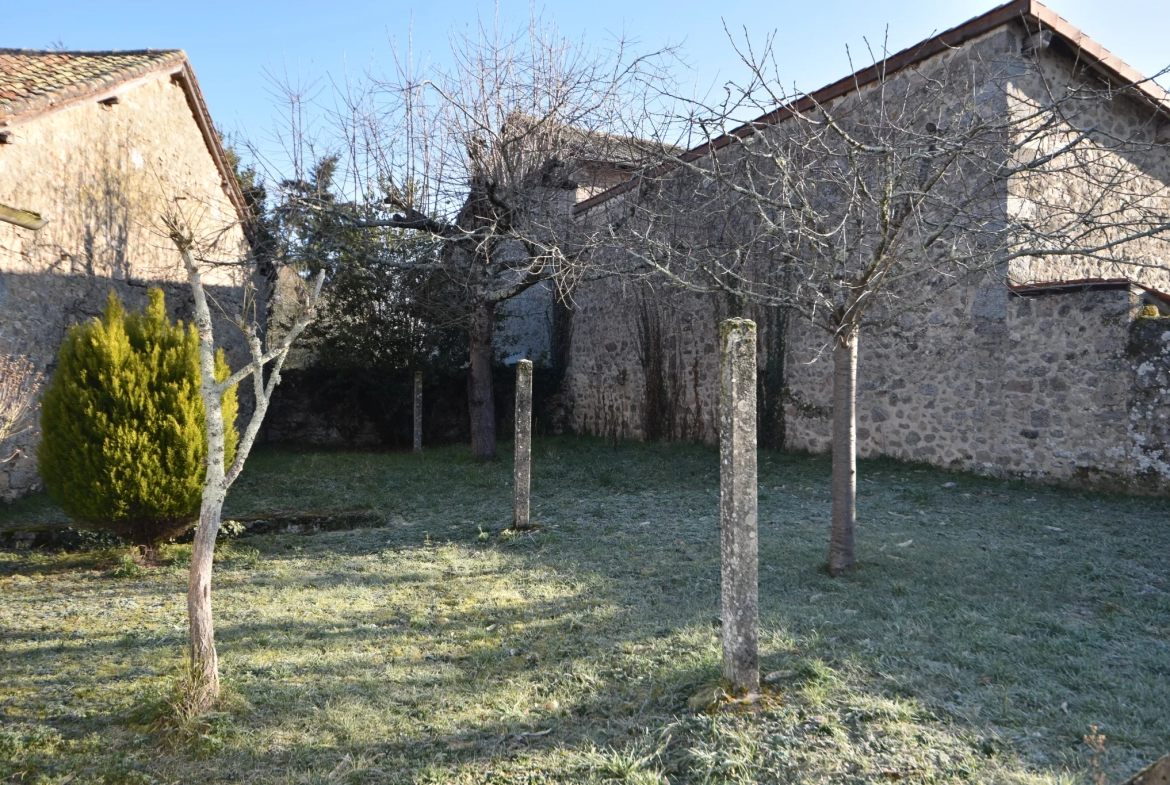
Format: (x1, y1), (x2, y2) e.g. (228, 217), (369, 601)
(2, 437), (1168, 782)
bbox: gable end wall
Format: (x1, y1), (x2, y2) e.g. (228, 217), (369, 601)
(0, 72), (250, 499)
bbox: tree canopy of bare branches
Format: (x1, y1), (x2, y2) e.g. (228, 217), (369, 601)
(593, 24), (1170, 574)
(282, 14), (674, 458)
(0, 355), (42, 463)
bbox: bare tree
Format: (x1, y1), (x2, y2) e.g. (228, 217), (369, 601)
(0, 355), (42, 462)
(597, 27), (1170, 574)
(305, 15), (671, 458)
(163, 213), (324, 712)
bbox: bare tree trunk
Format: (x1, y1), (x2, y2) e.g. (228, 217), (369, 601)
(469, 302), (497, 459)
(413, 371), (423, 455)
(719, 318), (759, 693)
(829, 327), (858, 577)
(186, 261), (227, 712)
(187, 495), (222, 709)
(512, 359), (533, 530)
(168, 223), (322, 716)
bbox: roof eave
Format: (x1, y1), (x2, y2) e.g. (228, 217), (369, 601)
(573, 0), (1170, 217)
(0, 53), (185, 128)
(169, 61), (251, 230)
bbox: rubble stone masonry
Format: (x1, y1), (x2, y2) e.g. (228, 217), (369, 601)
(784, 284), (1170, 490)
(564, 22), (1170, 492)
(567, 275), (1170, 491)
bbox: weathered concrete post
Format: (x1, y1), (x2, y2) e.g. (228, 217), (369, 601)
(513, 360), (533, 530)
(719, 318), (759, 693)
(413, 371), (423, 455)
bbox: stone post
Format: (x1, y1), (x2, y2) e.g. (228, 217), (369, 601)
(513, 360), (533, 530)
(719, 318), (759, 693)
(413, 371), (423, 455)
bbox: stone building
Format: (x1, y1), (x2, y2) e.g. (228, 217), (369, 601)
(262, 121), (672, 446)
(494, 126), (674, 367)
(563, 0), (1170, 492)
(0, 49), (251, 499)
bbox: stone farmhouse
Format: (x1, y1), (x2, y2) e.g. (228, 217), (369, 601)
(562, 0), (1170, 492)
(0, 49), (251, 499)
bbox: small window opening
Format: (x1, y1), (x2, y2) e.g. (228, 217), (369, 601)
(98, 96), (119, 107)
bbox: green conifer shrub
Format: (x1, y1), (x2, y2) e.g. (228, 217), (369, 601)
(39, 289), (238, 556)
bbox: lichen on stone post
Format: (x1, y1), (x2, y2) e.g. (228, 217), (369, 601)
(513, 359), (533, 530)
(718, 318), (759, 693)
(413, 371), (423, 455)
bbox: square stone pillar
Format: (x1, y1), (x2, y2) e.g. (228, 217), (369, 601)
(513, 360), (533, 530)
(719, 318), (759, 692)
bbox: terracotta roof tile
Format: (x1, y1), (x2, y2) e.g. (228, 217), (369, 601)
(0, 49), (184, 121)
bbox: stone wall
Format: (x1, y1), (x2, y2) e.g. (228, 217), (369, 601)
(785, 283), (1143, 483)
(1124, 316), (1170, 488)
(0, 73), (249, 499)
(566, 272), (1170, 491)
(786, 283), (1170, 491)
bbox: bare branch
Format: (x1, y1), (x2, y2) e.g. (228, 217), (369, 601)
(0, 355), (43, 463)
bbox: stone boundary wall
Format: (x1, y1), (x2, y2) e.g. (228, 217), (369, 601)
(0, 276), (251, 501)
(262, 370), (388, 448)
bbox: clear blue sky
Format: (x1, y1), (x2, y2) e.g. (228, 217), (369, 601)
(8, 0), (1169, 172)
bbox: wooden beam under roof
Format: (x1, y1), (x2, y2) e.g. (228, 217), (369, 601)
(0, 202), (47, 230)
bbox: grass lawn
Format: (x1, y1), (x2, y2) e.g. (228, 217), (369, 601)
(1, 437), (1167, 784)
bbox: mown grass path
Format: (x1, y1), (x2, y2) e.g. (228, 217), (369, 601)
(1, 438), (1167, 783)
